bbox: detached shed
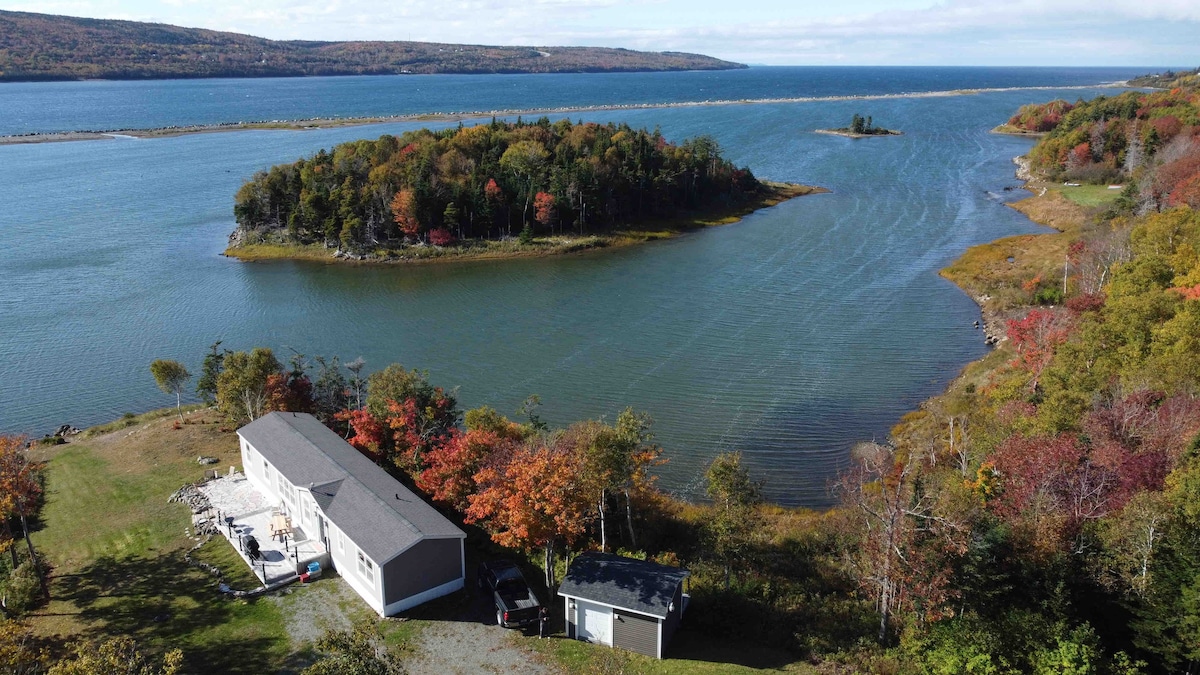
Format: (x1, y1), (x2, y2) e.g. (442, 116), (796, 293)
(558, 552), (689, 659)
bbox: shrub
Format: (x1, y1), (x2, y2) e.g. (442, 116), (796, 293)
(2, 562), (46, 617)
(428, 227), (456, 246)
(1034, 287), (1064, 305)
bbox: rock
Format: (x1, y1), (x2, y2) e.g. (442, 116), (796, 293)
(197, 456), (219, 465)
(54, 424), (80, 437)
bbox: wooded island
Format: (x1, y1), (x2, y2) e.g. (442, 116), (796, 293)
(229, 118), (824, 262)
(817, 113), (901, 138)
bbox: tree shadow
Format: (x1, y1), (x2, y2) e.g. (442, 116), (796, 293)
(51, 551), (287, 673)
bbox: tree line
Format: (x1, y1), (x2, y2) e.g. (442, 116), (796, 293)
(149, 342), (764, 592)
(232, 118), (762, 251)
(0, 10), (741, 82)
(1007, 85), (1200, 210)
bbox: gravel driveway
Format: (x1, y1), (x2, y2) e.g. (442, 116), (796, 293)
(274, 575), (562, 674)
(404, 588), (561, 675)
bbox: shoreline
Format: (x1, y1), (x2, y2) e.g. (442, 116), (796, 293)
(989, 123), (1048, 137)
(0, 82), (1130, 146)
(224, 181), (828, 265)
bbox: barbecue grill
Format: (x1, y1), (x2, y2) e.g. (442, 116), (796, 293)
(244, 535), (261, 561)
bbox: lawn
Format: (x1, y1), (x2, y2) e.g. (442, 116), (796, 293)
(1054, 184), (1123, 208)
(26, 408), (295, 673)
(530, 630), (815, 674)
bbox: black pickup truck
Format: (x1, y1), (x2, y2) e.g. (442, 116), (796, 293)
(478, 560), (542, 628)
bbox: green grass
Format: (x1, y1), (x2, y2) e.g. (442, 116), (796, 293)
(27, 410), (293, 673)
(191, 536), (263, 591)
(1054, 184), (1123, 208)
(531, 631), (813, 674)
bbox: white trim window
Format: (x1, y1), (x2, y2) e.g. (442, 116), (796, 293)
(356, 548), (375, 587)
(338, 530), (345, 553)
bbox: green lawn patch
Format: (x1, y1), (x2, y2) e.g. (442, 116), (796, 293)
(26, 410), (293, 672)
(1053, 184), (1123, 208)
(532, 630), (813, 674)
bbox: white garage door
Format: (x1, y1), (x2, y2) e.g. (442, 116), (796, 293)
(577, 600), (612, 645)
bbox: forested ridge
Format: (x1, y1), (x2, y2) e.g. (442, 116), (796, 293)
(231, 118), (767, 252)
(0, 10), (743, 81)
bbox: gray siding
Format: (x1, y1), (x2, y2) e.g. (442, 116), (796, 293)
(661, 584), (683, 655)
(613, 609), (659, 658)
(382, 538), (461, 606)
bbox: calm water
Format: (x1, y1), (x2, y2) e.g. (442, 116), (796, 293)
(0, 67), (1149, 505)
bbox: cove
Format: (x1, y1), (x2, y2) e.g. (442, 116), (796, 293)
(0, 68), (1146, 505)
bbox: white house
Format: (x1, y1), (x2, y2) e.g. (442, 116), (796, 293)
(237, 411), (466, 616)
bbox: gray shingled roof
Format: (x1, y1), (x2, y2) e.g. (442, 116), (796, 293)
(238, 412), (464, 563)
(558, 552), (688, 619)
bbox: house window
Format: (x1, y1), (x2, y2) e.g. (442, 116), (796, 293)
(356, 548), (375, 587)
(338, 530), (345, 553)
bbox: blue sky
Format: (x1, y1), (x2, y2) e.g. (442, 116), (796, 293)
(6, 0), (1200, 66)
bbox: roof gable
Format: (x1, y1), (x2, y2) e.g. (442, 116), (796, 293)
(238, 412), (464, 562)
(558, 552), (688, 619)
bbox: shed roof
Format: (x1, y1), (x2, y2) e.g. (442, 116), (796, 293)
(558, 552), (688, 619)
(238, 412), (464, 563)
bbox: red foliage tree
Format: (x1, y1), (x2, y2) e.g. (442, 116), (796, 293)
(1069, 142), (1092, 168)
(990, 433), (1120, 553)
(1149, 115), (1183, 143)
(386, 393), (458, 476)
(484, 178), (503, 203)
(1168, 171), (1200, 208)
(264, 372), (314, 414)
(335, 408), (386, 460)
(0, 436), (45, 592)
(417, 428), (518, 511)
(533, 191), (556, 229)
(1006, 308), (1074, 390)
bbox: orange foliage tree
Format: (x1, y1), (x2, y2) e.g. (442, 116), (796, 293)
(465, 435), (595, 587)
(0, 436), (45, 594)
(390, 188), (421, 240)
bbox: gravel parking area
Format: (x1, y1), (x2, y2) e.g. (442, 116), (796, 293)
(404, 590), (561, 675)
(271, 574), (561, 674)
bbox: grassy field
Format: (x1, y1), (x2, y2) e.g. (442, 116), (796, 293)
(1055, 183), (1123, 208)
(25, 408), (298, 673)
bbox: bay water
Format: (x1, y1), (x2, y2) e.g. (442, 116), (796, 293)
(0, 67), (1150, 504)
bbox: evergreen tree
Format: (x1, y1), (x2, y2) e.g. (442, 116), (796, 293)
(195, 340), (225, 404)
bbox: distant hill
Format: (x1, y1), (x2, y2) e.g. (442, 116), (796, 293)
(0, 10), (745, 81)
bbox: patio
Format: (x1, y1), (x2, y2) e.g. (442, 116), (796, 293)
(198, 472), (328, 586)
